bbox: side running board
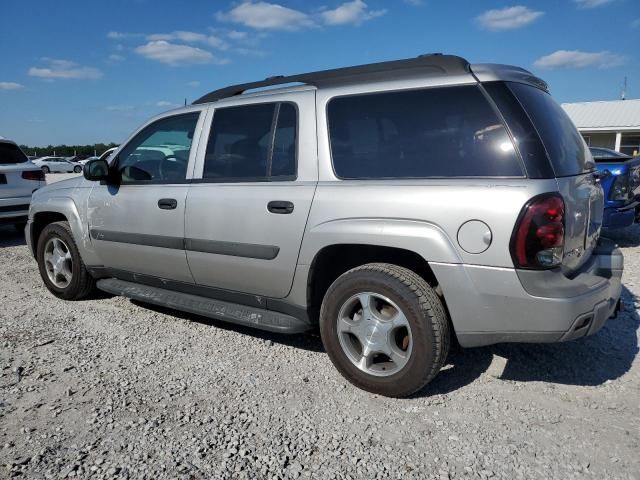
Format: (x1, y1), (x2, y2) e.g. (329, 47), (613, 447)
(96, 278), (311, 334)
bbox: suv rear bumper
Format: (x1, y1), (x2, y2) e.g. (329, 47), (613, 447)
(430, 238), (623, 348)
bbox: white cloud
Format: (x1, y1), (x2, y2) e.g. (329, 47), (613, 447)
(155, 101), (175, 107)
(217, 2), (315, 31)
(574, 0), (614, 8)
(135, 41), (221, 65)
(147, 31), (229, 50)
(28, 59), (103, 80)
(533, 50), (624, 69)
(228, 30), (248, 40)
(476, 6), (543, 31)
(0, 82), (24, 90)
(107, 54), (125, 62)
(187, 81), (201, 87)
(320, 0), (386, 26)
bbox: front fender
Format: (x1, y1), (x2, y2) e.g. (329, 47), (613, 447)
(28, 195), (101, 266)
(298, 217), (462, 266)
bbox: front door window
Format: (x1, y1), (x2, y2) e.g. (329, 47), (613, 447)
(116, 112), (201, 184)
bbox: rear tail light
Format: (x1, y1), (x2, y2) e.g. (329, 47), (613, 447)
(22, 170), (45, 181)
(510, 193), (565, 269)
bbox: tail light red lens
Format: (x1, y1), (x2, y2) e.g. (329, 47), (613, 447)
(511, 193), (565, 269)
(22, 170), (45, 181)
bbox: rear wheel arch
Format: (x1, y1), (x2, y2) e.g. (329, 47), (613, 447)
(306, 244), (451, 324)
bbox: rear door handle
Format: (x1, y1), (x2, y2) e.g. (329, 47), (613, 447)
(267, 201), (294, 214)
(158, 198), (178, 210)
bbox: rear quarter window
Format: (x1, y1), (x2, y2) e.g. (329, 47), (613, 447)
(0, 143), (28, 164)
(327, 85), (523, 179)
(507, 82), (593, 177)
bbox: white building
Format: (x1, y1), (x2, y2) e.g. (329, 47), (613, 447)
(562, 98), (640, 157)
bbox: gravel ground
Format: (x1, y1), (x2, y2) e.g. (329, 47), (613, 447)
(1, 224), (639, 480)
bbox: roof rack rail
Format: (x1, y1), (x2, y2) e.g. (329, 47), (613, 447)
(193, 53), (470, 105)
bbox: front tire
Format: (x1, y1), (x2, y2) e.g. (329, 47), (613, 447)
(320, 263), (450, 397)
(36, 221), (95, 300)
(41, 166), (50, 174)
(73, 165), (82, 173)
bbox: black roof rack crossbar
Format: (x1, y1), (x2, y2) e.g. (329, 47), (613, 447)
(193, 54), (470, 104)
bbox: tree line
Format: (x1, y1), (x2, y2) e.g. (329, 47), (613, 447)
(18, 143), (119, 157)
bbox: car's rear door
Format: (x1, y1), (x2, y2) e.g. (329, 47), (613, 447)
(87, 108), (206, 283)
(184, 90), (317, 298)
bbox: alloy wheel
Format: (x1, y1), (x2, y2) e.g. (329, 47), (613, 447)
(44, 237), (73, 288)
(336, 292), (412, 377)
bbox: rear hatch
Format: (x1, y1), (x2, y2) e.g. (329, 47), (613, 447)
(504, 82), (602, 272)
(0, 142), (42, 199)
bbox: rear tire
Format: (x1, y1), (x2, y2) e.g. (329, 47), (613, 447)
(320, 263), (450, 397)
(73, 165), (82, 173)
(36, 221), (95, 300)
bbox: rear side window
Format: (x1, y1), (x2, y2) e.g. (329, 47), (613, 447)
(203, 102), (297, 181)
(0, 143), (28, 164)
(507, 83), (593, 177)
(327, 85), (522, 179)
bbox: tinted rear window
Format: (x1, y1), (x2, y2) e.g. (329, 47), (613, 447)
(0, 143), (28, 164)
(507, 83), (593, 177)
(327, 85), (523, 179)
(204, 102), (297, 181)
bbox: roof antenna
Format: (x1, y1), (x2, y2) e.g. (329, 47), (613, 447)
(621, 76), (627, 100)
(184, 98), (187, 106)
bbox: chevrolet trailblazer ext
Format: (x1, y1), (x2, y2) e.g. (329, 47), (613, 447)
(27, 55), (623, 397)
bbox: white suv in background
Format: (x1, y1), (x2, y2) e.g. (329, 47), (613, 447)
(0, 139), (44, 229)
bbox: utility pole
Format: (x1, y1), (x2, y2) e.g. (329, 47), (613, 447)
(621, 76), (627, 100)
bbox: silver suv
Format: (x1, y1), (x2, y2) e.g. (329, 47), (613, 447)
(26, 55), (623, 397)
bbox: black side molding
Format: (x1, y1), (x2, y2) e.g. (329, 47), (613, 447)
(90, 229), (184, 250)
(90, 229), (279, 260)
(185, 238), (279, 260)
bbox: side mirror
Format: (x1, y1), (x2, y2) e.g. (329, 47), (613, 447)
(83, 159), (110, 181)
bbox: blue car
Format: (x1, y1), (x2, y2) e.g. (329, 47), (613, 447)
(590, 147), (640, 229)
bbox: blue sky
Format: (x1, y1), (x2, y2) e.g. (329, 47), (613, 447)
(1, 0), (638, 146)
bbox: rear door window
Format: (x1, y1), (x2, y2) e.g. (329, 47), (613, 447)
(0, 143), (28, 164)
(507, 82), (593, 177)
(203, 102), (297, 181)
(327, 85), (523, 179)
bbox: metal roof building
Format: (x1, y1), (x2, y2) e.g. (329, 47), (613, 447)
(562, 99), (640, 156)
